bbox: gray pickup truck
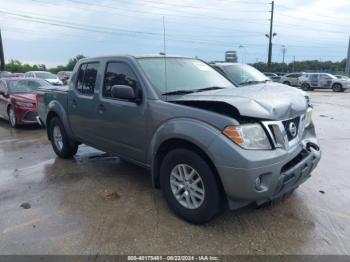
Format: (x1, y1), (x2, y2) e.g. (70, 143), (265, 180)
(38, 55), (321, 224)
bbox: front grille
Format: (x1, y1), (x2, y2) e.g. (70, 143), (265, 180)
(282, 116), (300, 141)
(23, 111), (38, 122)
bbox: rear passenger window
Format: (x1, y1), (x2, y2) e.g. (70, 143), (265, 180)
(76, 62), (99, 95)
(103, 62), (139, 98)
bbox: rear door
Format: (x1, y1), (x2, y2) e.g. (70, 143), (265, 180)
(68, 62), (100, 142)
(93, 60), (147, 163)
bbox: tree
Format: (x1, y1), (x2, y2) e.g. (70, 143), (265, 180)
(66, 54), (86, 70)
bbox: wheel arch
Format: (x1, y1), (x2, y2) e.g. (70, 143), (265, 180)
(152, 138), (227, 205)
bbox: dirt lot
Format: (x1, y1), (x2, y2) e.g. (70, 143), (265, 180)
(0, 91), (350, 255)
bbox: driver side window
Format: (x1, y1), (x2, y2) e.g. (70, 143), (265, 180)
(103, 62), (139, 99)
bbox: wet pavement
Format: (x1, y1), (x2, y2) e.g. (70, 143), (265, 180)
(0, 91), (350, 255)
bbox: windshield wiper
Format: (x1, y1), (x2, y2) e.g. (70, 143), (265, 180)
(162, 90), (195, 96)
(194, 86), (225, 92)
(239, 80), (269, 86)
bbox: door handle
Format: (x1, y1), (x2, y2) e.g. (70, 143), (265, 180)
(71, 99), (78, 108)
(98, 104), (106, 114)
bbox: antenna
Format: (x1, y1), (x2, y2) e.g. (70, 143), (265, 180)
(162, 16), (168, 101)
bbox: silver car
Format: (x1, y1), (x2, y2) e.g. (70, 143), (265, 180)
(299, 73), (350, 92)
(281, 73), (305, 87)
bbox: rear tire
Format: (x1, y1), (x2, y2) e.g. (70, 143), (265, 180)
(8, 106), (18, 128)
(48, 117), (78, 158)
(283, 81), (291, 86)
(332, 83), (344, 92)
(160, 148), (221, 224)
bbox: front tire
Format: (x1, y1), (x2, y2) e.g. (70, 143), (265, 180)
(332, 83), (344, 92)
(8, 106), (18, 128)
(160, 148), (221, 224)
(301, 83), (312, 91)
(283, 81), (291, 86)
(48, 117), (78, 158)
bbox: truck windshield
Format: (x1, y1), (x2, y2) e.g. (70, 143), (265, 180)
(137, 57), (233, 95)
(221, 64), (270, 86)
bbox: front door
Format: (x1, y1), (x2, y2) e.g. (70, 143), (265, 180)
(94, 60), (147, 163)
(68, 62), (100, 142)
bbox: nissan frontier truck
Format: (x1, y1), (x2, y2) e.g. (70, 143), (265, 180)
(37, 55), (321, 224)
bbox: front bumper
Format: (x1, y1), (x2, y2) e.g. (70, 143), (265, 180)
(15, 107), (39, 125)
(208, 126), (321, 210)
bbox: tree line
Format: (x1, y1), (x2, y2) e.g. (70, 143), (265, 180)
(251, 59), (347, 74)
(4, 54), (86, 73)
(4, 55), (347, 75)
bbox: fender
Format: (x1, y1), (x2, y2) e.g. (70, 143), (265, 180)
(46, 100), (75, 141)
(147, 117), (223, 183)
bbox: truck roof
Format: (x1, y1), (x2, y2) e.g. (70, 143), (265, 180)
(79, 54), (194, 62)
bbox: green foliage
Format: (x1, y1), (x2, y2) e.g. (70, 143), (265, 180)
(251, 59), (347, 74)
(5, 54), (86, 74)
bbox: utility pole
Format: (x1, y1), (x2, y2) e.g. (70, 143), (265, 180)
(281, 45), (286, 72)
(0, 28), (5, 71)
(346, 35), (350, 77)
(293, 56), (296, 72)
(267, 1), (275, 70)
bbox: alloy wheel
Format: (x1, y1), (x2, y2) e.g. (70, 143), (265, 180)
(53, 125), (63, 151)
(169, 164), (205, 209)
(9, 108), (16, 127)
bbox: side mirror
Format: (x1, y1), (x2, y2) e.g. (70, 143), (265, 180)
(111, 85), (137, 101)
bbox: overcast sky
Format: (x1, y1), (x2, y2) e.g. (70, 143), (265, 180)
(0, 0), (349, 67)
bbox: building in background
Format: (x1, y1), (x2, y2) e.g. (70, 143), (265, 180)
(225, 51), (238, 63)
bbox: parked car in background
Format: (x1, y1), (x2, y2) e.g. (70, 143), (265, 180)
(280, 73), (305, 86)
(57, 71), (72, 85)
(25, 71), (63, 86)
(11, 73), (25, 78)
(263, 72), (281, 82)
(335, 75), (349, 80)
(211, 63), (271, 86)
(0, 71), (12, 78)
(0, 78), (52, 127)
(298, 73), (350, 92)
(38, 55), (320, 223)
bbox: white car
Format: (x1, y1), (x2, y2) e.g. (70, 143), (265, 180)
(25, 71), (63, 86)
(298, 73), (350, 92)
(280, 73), (305, 87)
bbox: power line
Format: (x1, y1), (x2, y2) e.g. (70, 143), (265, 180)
(275, 3), (349, 21)
(109, 0), (269, 13)
(65, 0), (268, 24)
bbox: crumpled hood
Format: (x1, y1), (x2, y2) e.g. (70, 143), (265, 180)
(168, 83), (308, 120)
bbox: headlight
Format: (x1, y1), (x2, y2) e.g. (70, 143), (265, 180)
(223, 124), (271, 150)
(16, 101), (34, 107)
(305, 107), (313, 127)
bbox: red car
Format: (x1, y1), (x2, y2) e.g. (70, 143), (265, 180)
(0, 77), (52, 127)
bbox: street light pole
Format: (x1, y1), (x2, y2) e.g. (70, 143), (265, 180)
(267, 1), (275, 70)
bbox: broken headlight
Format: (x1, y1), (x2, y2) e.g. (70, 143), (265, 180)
(304, 107), (313, 128)
(223, 124), (271, 150)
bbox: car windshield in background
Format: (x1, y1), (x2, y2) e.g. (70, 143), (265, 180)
(8, 80), (47, 93)
(137, 58), (233, 95)
(36, 72), (57, 79)
(222, 64), (270, 86)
